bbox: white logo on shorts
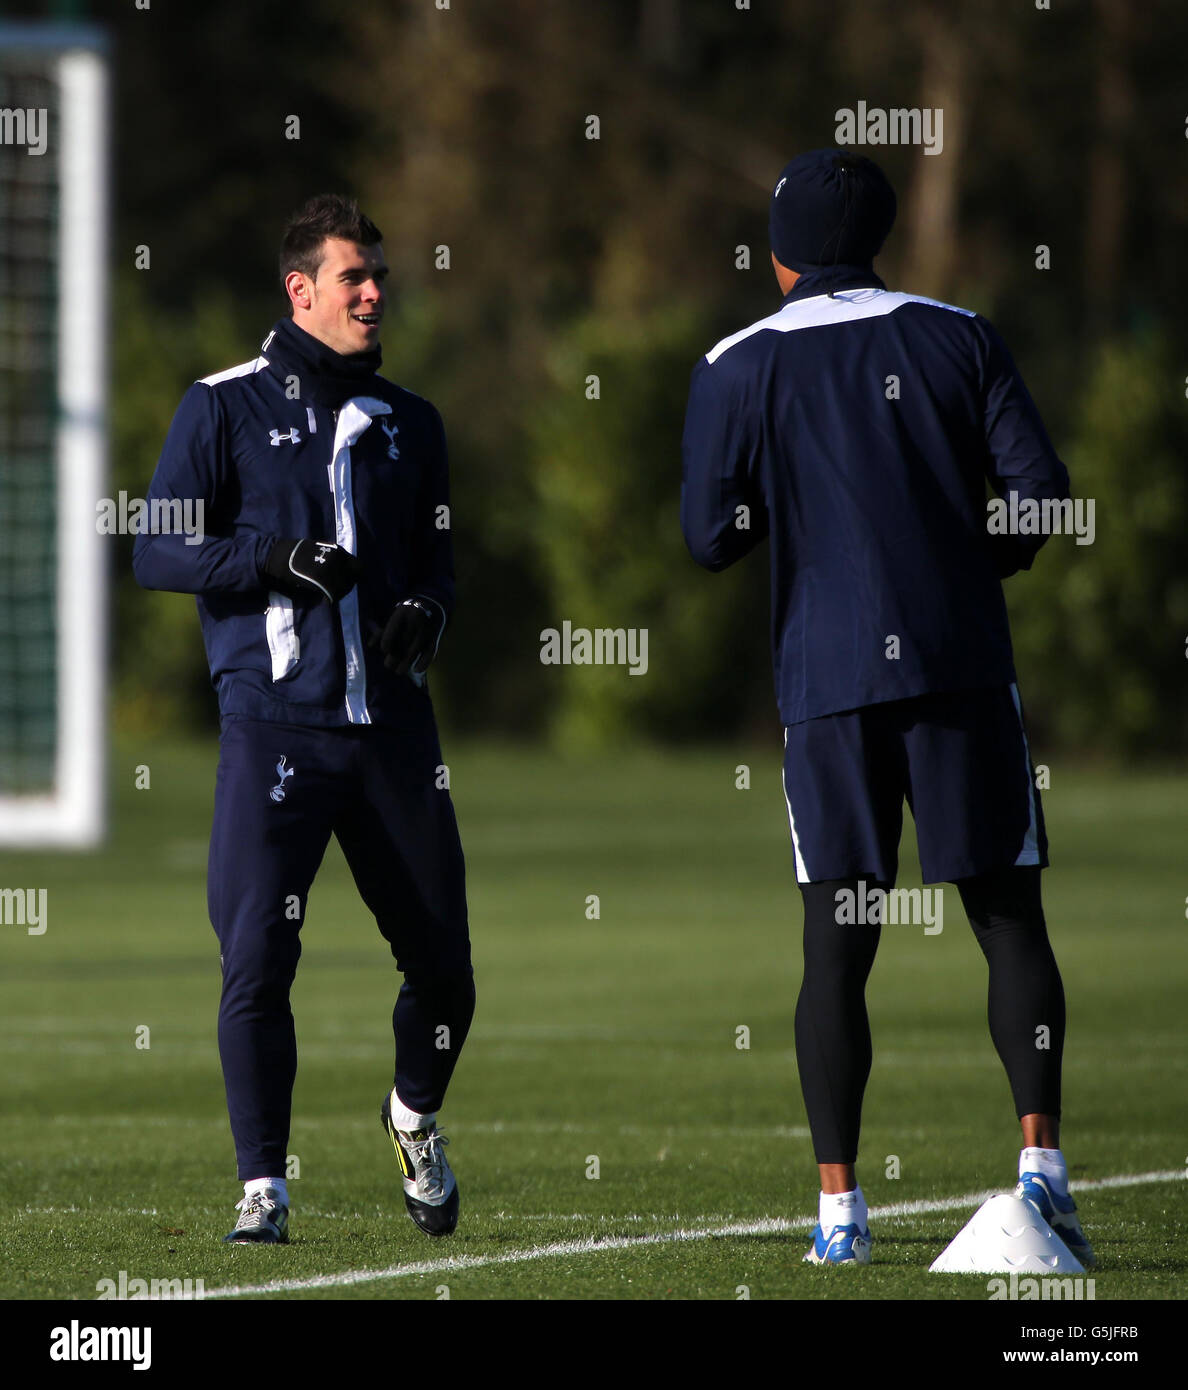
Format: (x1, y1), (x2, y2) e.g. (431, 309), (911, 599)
(269, 756), (295, 803)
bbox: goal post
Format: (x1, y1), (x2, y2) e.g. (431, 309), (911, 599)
(0, 22), (108, 847)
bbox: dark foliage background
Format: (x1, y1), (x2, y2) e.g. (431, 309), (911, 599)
(13, 0), (1186, 754)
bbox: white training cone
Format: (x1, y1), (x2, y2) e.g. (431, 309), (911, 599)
(929, 1193), (1085, 1274)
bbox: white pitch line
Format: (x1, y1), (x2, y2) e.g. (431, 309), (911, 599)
(18, 1205), (160, 1216)
(203, 1169), (1183, 1299)
(867, 1170), (1186, 1223)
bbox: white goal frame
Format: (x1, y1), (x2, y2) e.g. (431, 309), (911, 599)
(0, 24), (108, 847)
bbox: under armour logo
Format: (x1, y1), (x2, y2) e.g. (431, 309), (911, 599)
(312, 542), (335, 565)
(381, 419), (400, 460)
(270, 428), (301, 446)
(269, 755), (295, 803)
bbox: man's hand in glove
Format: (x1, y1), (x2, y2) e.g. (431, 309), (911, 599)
(373, 596), (446, 677)
(262, 538), (363, 603)
(987, 531), (1039, 581)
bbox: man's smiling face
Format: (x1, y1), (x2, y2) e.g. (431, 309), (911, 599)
(289, 237), (388, 356)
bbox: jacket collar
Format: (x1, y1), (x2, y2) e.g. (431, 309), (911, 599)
(781, 263), (886, 305)
(261, 318), (384, 409)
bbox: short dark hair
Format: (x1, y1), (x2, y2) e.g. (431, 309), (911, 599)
(279, 194), (382, 285)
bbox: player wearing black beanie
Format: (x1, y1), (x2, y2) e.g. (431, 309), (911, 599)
(682, 149), (1094, 1272)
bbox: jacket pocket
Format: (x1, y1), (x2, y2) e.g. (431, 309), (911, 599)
(265, 592), (301, 680)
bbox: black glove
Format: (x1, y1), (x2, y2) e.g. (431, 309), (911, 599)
(988, 532), (1037, 580)
(374, 596), (446, 676)
(262, 538), (362, 603)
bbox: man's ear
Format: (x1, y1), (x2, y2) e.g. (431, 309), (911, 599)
(285, 269), (313, 311)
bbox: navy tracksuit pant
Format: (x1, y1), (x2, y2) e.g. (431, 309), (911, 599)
(207, 717), (475, 1179)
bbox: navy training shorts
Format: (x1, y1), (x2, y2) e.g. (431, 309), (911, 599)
(781, 683), (1048, 886)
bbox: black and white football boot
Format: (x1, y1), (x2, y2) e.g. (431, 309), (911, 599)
(380, 1088), (459, 1236)
(223, 1186), (289, 1244)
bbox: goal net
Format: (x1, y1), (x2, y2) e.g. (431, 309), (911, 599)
(0, 23), (107, 847)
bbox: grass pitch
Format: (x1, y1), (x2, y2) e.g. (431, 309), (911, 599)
(0, 736), (1183, 1302)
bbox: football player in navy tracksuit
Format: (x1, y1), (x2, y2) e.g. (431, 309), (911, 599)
(681, 150), (1095, 1267)
(134, 195), (473, 1244)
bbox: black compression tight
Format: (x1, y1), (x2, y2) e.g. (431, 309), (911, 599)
(794, 867), (1065, 1165)
(959, 866), (1066, 1123)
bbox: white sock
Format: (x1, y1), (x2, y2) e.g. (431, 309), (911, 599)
(820, 1186), (867, 1236)
(244, 1176), (288, 1207)
(1019, 1146), (1068, 1194)
(386, 1087), (434, 1133)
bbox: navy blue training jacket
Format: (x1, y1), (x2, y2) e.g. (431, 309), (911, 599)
(133, 323), (454, 727)
(680, 264), (1070, 726)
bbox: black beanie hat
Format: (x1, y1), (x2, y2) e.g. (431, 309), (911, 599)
(769, 148), (897, 273)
